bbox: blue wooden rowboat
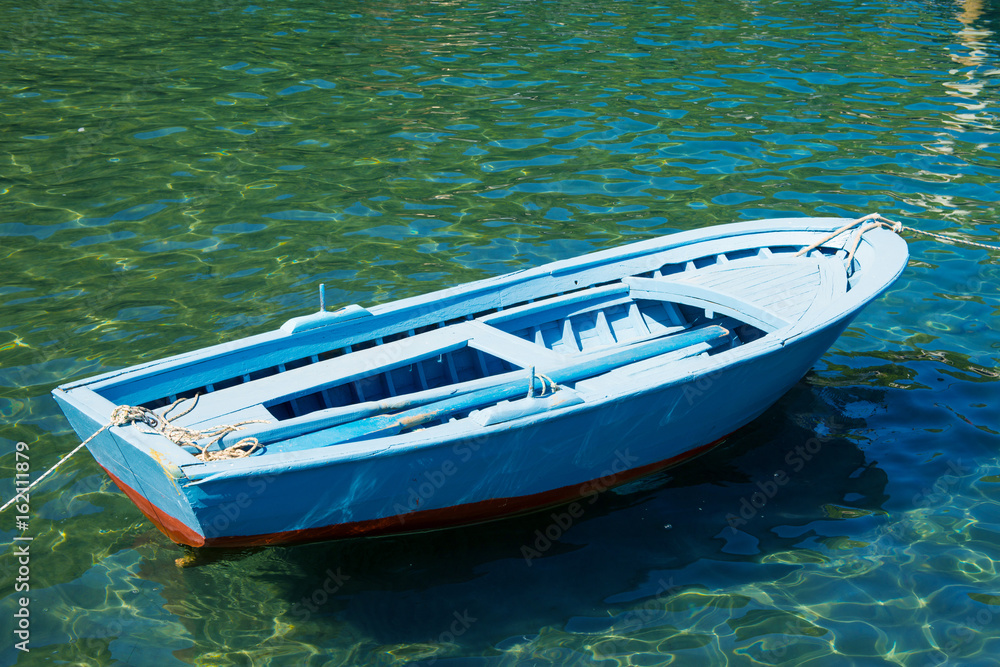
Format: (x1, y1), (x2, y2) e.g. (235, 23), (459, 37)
(52, 215), (908, 547)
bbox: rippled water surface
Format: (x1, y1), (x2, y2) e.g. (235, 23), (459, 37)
(2, 0), (1000, 664)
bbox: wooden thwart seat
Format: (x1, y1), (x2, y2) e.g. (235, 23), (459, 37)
(624, 276), (791, 333)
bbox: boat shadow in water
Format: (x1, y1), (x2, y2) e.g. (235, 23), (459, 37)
(147, 381), (890, 655)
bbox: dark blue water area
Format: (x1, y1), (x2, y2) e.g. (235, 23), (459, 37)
(1, 0), (1000, 664)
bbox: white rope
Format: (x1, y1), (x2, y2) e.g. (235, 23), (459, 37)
(1, 406), (156, 514)
(897, 222), (1000, 251)
(537, 373), (556, 396)
(1, 398), (268, 513)
(796, 212), (1000, 259)
(844, 220), (882, 267)
(526, 366), (557, 398)
(131, 395), (269, 461)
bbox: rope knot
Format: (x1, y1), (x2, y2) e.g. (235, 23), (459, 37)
(110, 405), (158, 429)
(110, 395), (268, 461)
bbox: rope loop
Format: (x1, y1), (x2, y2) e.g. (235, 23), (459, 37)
(527, 366), (558, 398)
(105, 395), (267, 461)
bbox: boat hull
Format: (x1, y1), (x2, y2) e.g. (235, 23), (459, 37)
(51, 216), (908, 547)
(60, 314), (850, 547)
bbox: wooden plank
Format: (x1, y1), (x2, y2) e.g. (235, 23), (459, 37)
(624, 277), (790, 332)
(352, 381), (366, 403)
(482, 283), (628, 326)
(797, 256), (849, 324)
(382, 369), (397, 398)
(686, 262), (816, 293)
(463, 321), (568, 368)
(660, 301), (686, 327)
(628, 302), (651, 335)
(533, 326), (545, 346)
(415, 360), (429, 390)
(474, 349), (491, 377)
(561, 318), (580, 352)
(444, 353), (459, 383)
(658, 260), (823, 324)
(594, 310), (616, 345)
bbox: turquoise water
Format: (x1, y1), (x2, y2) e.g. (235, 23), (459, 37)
(2, 0), (999, 664)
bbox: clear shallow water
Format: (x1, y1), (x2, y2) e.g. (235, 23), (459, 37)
(1, 0), (999, 664)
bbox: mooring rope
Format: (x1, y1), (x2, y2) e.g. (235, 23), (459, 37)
(897, 224), (1000, 251)
(0, 406), (162, 513)
(796, 212), (1000, 259)
(0, 398), (267, 513)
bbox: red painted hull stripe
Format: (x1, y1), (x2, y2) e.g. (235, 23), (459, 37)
(101, 467), (208, 547)
(103, 436), (725, 548)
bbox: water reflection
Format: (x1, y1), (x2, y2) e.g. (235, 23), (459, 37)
(940, 0), (994, 163)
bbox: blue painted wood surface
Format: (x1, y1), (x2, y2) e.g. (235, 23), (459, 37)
(52, 216), (909, 547)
